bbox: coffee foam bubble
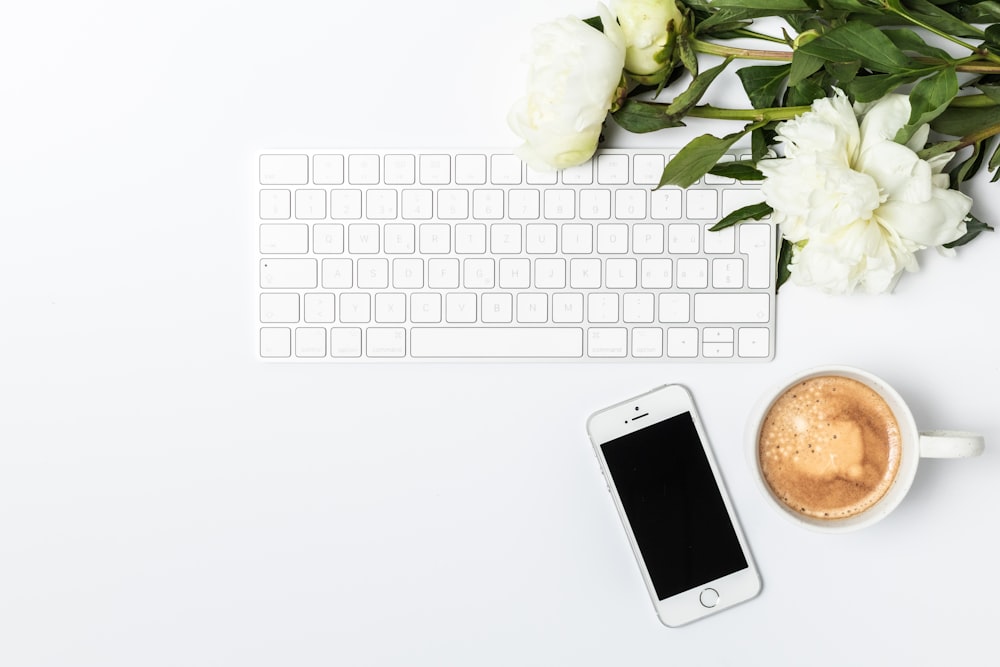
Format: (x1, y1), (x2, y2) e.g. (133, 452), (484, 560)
(758, 375), (902, 520)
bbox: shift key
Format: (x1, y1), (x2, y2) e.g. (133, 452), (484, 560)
(260, 259), (317, 289)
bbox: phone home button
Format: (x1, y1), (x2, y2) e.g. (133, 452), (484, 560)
(699, 588), (720, 608)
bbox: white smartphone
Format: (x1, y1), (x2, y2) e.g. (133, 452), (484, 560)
(586, 384), (761, 627)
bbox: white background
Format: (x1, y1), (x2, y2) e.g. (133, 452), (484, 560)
(2, 1), (999, 665)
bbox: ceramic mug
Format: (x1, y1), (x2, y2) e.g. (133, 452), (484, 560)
(746, 366), (984, 532)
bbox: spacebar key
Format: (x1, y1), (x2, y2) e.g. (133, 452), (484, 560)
(411, 327), (584, 358)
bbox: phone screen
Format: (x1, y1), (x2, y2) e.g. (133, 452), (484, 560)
(600, 411), (748, 600)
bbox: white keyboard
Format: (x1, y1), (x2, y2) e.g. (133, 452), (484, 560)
(255, 149), (775, 361)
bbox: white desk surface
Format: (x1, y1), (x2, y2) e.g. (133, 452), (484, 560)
(2, 2), (999, 665)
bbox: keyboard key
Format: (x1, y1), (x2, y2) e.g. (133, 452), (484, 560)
(534, 258), (566, 289)
(579, 189), (611, 219)
(614, 189), (646, 219)
(641, 258), (672, 289)
(419, 154), (450, 185)
(562, 161), (593, 184)
(659, 293), (690, 323)
(597, 224), (628, 253)
(260, 327), (292, 357)
(295, 327), (327, 358)
(366, 189), (397, 219)
(739, 327), (771, 358)
(454, 224), (486, 254)
(526, 224), (558, 254)
(303, 293), (336, 323)
(597, 154), (629, 184)
(384, 224), (415, 254)
(482, 293), (513, 323)
(473, 189), (504, 219)
(330, 328), (362, 357)
(446, 293), (477, 323)
(490, 154), (522, 184)
(687, 189), (718, 219)
(348, 154), (380, 185)
(517, 293), (548, 323)
(631, 328), (663, 357)
(667, 328), (698, 357)
(348, 223), (380, 253)
(543, 189), (575, 220)
(410, 293), (442, 323)
(740, 223), (774, 289)
(340, 294), (371, 323)
(392, 258), (424, 288)
(260, 154), (308, 185)
(419, 223), (451, 253)
(260, 190), (291, 219)
(260, 223), (308, 254)
(313, 154), (344, 185)
(508, 189), (540, 219)
(411, 327), (583, 358)
(552, 293), (584, 323)
(375, 293), (406, 323)
(632, 223), (664, 254)
(676, 258), (708, 289)
(260, 293), (299, 323)
(401, 189), (433, 219)
(713, 258), (744, 288)
(427, 258), (459, 288)
(588, 328), (627, 357)
(357, 258), (389, 289)
(330, 190), (362, 219)
(490, 224), (522, 254)
(587, 293), (619, 323)
(313, 224), (344, 254)
(260, 259), (317, 289)
(295, 190), (326, 219)
(606, 258), (637, 289)
(498, 258), (530, 289)
(455, 154), (487, 185)
(633, 154), (665, 185)
(321, 258), (352, 288)
(668, 223), (700, 253)
(438, 189), (469, 219)
(562, 224), (593, 254)
(384, 154), (416, 185)
(570, 258), (601, 289)
(694, 293), (770, 323)
(623, 293), (654, 323)
(704, 224), (735, 254)
(463, 258), (495, 288)
(650, 188), (682, 219)
(367, 328), (406, 357)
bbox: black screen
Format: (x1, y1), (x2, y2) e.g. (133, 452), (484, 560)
(601, 412), (748, 600)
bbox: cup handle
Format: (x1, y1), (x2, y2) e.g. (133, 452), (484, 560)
(918, 430), (985, 458)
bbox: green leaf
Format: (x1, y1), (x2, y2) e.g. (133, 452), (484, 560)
(932, 105), (1000, 137)
(708, 161), (764, 181)
(582, 16), (604, 32)
(847, 71), (923, 103)
(750, 126), (775, 161)
(978, 84), (1000, 105)
(894, 67), (958, 144)
(884, 28), (951, 61)
(824, 60), (861, 84)
(612, 100), (687, 134)
(943, 212), (994, 248)
(658, 122), (767, 188)
(797, 21), (912, 74)
(789, 50), (826, 86)
(785, 76), (827, 106)
(695, 8), (757, 34)
(677, 33), (699, 77)
(689, 0), (810, 9)
(986, 24), (1000, 54)
(950, 139), (988, 187)
(736, 64), (791, 109)
(944, 1), (1000, 24)
(901, 0), (984, 39)
(776, 239), (794, 292)
(665, 58), (733, 117)
(710, 201), (773, 231)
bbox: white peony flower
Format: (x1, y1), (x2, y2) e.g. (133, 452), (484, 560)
(611, 0), (682, 77)
(508, 4), (625, 171)
(758, 90), (972, 294)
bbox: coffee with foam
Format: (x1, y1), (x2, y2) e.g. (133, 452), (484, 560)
(758, 375), (902, 520)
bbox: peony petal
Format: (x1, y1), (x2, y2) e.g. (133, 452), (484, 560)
(875, 188), (971, 247)
(857, 94), (911, 151)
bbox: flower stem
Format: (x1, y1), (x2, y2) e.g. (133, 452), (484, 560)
(949, 93), (998, 109)
(690, 38), (792, 61)
(686, 104), (811, 122)
(958, 121), (1000, 149)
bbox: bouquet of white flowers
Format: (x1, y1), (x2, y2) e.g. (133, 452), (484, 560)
(509, 0), (999, 294)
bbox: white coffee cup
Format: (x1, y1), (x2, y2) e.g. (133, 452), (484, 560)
(746, 366), (984, 533)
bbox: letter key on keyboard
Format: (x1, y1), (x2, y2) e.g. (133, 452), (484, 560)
(256, 150), (776, 361)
